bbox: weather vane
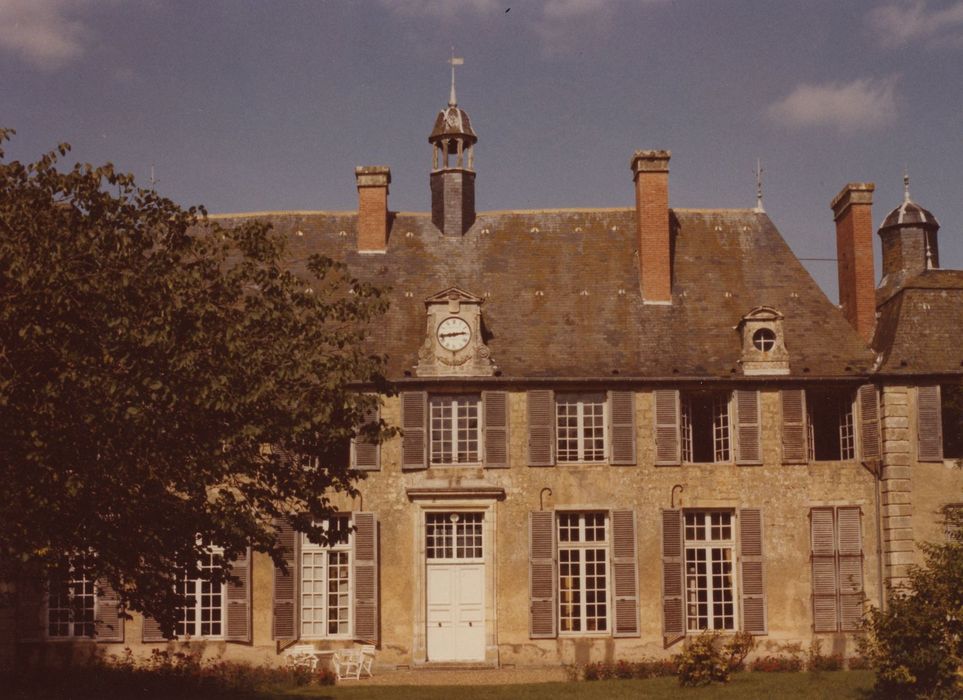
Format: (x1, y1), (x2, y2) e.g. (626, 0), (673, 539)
(448, 47), (463, 107)
(754, 158), (765, 213)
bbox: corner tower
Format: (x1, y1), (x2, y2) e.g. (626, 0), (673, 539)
(429, 54), (477, 236)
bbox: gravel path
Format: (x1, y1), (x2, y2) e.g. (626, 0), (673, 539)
(355, 666), (570, 686)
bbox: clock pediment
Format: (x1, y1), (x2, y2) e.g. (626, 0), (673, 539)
(423, 287), (484, 305)
(415, 287), (495, 377)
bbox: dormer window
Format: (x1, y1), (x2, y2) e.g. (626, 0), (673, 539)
(752, 328), (776, 352)
(738, 307), (789, 375)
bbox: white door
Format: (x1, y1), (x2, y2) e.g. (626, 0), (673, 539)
(426, 563), (485, 661)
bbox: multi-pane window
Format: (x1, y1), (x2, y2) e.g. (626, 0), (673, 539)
(807, 389), (855, 461)
(556, 393), (606, 462)
(426, 512), (484, 561)
(558, 512), (609, 633)
(176, 544), (224, 638)
(430, 394), (481, 464)
(684, 511), (735, 631)
(942, 384), (963, 459)
(682, 391), (731, 463)
(301, 517), (352, 638)
(47, 565), (95, 638)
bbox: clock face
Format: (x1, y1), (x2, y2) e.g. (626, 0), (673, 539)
(437, 316), (471, 351)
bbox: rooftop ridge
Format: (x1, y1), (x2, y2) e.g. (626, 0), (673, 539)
(209, 206), (765, 220)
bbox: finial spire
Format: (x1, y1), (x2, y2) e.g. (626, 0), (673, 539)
(448, 47), (463, 107)
(754, 158), (765, 213)
(903, 167), (911, 203)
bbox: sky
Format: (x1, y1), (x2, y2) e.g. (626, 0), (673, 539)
(2, 0), (962, 302)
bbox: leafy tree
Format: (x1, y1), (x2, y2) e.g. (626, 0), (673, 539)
(860, 506), (963, 698)
(0, 128), (391, 633)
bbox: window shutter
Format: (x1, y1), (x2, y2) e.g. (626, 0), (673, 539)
(529, 510), (556, 638)
(654, 389), (681, 465)
(353, 512), (379, 644)
(94, 578), (124, 642)
(225, 547), (251, 642)
(661, 509), (685, 647)
(837, 506), (864, 631)
(16, 573), (44, 642)
(739, 509), (767, 634)
(402, 391), (428, 470)
(353, 402), (381, 471)
(141, 614), (168, 643)
(609, 391), (637, 466)
(735, 390), (762, 465)
(857, 385), (881, 461)
(483, 391), (510, 468)
(611, 510), (640, 637)
(272, 518), (299, 640)
(918, 385), (943, 462)
(527, 390), (555, 467)
(810, 507), (838, 632)
(781, 389), (808, 464)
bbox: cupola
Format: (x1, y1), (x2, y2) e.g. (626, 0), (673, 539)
(878, 174), (941, 292)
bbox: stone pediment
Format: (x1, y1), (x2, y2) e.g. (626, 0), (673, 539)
(423, 287), (484, 305)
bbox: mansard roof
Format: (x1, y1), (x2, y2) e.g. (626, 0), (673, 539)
(213, 207), (874, 381)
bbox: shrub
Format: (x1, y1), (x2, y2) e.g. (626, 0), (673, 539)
(847, 655), (873, 671)
(749, 655), (804, 673)
(674, 631), (755, 687)
(807, 639), (845, 672)
(581, 658), (678, 681)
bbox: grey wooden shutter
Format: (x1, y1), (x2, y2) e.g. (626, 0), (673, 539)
(810, 507), (839, 632)
(141, 614), (168, 643)
(527, 390), (555, 467)
(735, 390), (762, 465)
(272, 518), (299, 640)
(353, 512), (379, 644)
(529, 510), (557, 638)
(225, 547), (251, 642)
(16, 573), (44, 642)
(483, 391), (510, 468)
(609, 391), (637, 465)
(611, 510), (640, 636)
(739, 509), (767, 634)
(353, 402), (380, 471)
(402, 391), (428, 470)
(857, 385), (881, 461)
(782, 389), (808, 464)
(918, 385), (943, 462)
(655, 389), (681, 465)
(661, 509), (685, 647)
(837, 506), (864, 632)
(94, 579), (124, 642)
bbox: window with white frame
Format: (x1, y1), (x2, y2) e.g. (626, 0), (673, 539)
(426, 512), (484, 561)
(556, 392), (607, 463)
(176, 543), (225, 638)
(558, 512), (609, 633)
(684, 511), (736, 631)
(681, 391), (731, 463)
(300, 516), (352, 638)
(430, 394), (481, 465)
(807, 388), (855, 461)
(47, 562), (95, 638)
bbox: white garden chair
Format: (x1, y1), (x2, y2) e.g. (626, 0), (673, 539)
(333, 644), (376, 680)
(282, 643), (322, 671)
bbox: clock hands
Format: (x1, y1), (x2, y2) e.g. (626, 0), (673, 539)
(440, 331), (468, 338)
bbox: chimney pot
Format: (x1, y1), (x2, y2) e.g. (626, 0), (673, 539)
(355, 166), (391, 252)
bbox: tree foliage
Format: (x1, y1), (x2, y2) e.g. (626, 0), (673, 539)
(0, 129), (391, 632)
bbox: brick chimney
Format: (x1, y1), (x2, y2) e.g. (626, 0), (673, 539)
(355, 166), (391, 252)
(631, 150), (672, 304)
(831, 182), (876, 343)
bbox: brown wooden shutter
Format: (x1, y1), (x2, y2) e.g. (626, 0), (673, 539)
(353, 512), (379, 644)
(483, 391), (510, 468)
(735, 390), (762, 465)
(353, 401), (380, 471)
(272, 518), (299, 640)
(527, 390), (555, 467)
(94, 578), (124, 642)
(655, 390), (681, 465)
(611, 509), (640, 636)
(661, 509), (685, 647)
(837, 506), (864, 631)
(402, 391), (428, 470)
(810, 507), (838, 632)
(739, 509), (767, 634)
(529, 510), (556, 638)
(16, 573), (44, 642)
(141, 615), (168, 642)
(225, 547), (251, 642)
(857, 385), (881, 461)
(609, 391), (637, 466)
(782, 389), (808, 464)
(918, 385), (943, 462)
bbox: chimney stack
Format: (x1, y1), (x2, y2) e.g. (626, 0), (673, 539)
(631, 150), (672, 304)
(355, 166), (391, 252)
(831, 182), (876, 343)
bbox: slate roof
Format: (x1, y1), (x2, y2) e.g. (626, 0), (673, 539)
(212, 207), (874, 382)
(872, 269), (963, 376)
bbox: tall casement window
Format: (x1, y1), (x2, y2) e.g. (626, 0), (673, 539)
(301, 517), (352, 639)
(782, 387), (876, 463)
(176, 543), (225, 638)
(529, 510), (639, 639)
(810, 506), (864, 632)
(661, 508), (766, 647)
(918, 384), (963, 461)
(47, 564), (96, 638)
(402, 392), (509, 469)
(556, 393), (607, 463)
(681, 391), (731, 463)
(430, 394), (481, 465)
(654, 389), (760, 466)
(807, 389), (855, 461)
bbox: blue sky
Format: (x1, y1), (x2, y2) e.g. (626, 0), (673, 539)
(2, 0), (962, 301)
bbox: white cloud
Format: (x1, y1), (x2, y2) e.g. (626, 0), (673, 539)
(0, 0), (92, 69)
(377, 0), (502, 20)
(767, 78), (899, 132)
(868, 0), (963, 46)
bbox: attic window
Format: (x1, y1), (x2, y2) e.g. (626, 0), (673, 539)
(752, 328), (776, 352)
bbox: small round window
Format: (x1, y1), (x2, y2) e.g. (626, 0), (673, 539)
(752, 328), (776, 352)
